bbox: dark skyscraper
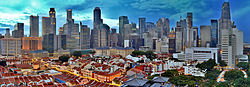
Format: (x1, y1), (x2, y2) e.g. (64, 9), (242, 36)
(42, 8), (56, 36)
(42, 8), (57, 53)
(211, 19), (218, 47)
(118, 16), (129, 47)
(187, 12), (193, 48)
(67, 9), (72, 20)
(139, 18), (146, 38)
(30, 15), (39, 37)
(12, 23), (24, 38)
(5, 28), (10, 38)
(80, 22), (90, 49)
(93, 7), (102, 29)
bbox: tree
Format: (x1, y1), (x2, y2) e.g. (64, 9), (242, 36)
(224, 70), (244, 81)
(170, 75), (202, 86)
(72, 51), (82, 58)
(234, 78), (248, 87)
(59, 55), (70, 63)
(145, 51), (156, 60)
(237, 62), (249, 70)
(89, 50), (96, 54)
(0, 60), (6, 67)
(219, 60), (227, 67)
(217, 82), (230, 87)
(131, 50), (145, 57)
(162, 69), (179, 77)
(201, 80), (218, 87)
(205, 69), (220, 80)
(196, 59), (216, 70)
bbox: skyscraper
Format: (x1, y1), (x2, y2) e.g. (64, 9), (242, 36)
(30, 15), (39, 37)
(12, 23), (24, 38)
(80, 23), (90, 49)
(5, 28), (10, 38)
(146, 22), (155, 31)
(118, 16), (129, 46)
(169, 28), (176, 53)
(93, 7), (102, 29)
(211, 19), (218, 47)
(91, 7), (103, 48)
(156, 18), (170, 38)
(42, 8), (57, 53)
(139, 18), (146, 37)
(63, 9), (80, 50)
(49, 8), (56, 35)
(200, 25), (211, 47)
(187, 12), (193, 48)
(110, 28), (118, 47)
(42, 8), (56, 36)
(90, 29), (100, 48)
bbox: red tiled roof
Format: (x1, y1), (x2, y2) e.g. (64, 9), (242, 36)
(15, 64), (32, 69)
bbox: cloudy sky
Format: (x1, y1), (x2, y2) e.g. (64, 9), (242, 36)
(0, 0), (249, 42)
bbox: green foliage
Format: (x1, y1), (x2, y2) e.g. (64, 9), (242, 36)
(89, 50), (96, 54)
(59, 55), (70, 63)
(72, 51), (82, 58)
(200, 80), (218, 87)
(237, 62), (249, 70)
(219, 60), (227, 67)
(170, 75), (202, 86)
(131, 50), (156, 60)
(234, 77), (250, 87)
(224, 70), (244, 81)
(132, 50), (145, 56)
(162, 69), (179, 77)
(196, 59), (216, 70)
(205, 69), (220, 80)
(0, 60), (6, 67)
(217, 82), (230, 87)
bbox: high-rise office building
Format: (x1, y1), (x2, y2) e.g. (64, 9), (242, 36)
(156, 18), (170, 38)
(93, 7), (102, 29)
(22, 37), (42, 51)
(139, 18), (146, 37)
(0, 38), (22, 56)
(169, 28), (176, 53)
(62, 9), (80, 50)
(42, 8), (56, 36)
(219, 2), (231, 46)
(42, 8), (57, 53)
(91, 7), (104, 48)
(211, 20), (218, 47)
(12, 23), (24, 38)
(57, 34), (67, 50)
(192, 27), (199, 47)
(5, 28), (10, 38)
(90, 29), (100, 48)
(175, 24), (183, 52)
(30, 15), (39, 37)
(146, 22), (155, 31)
(118, 16), (129, 46)
(102, 24), (110, 47)
(110, 28), (118, 47)
(200, 26), (211, 47)
(187, 12), (193, 48)
(80, 23), (90, 49)
(49, 8), (56, 35)
(43, 34), (57, 53)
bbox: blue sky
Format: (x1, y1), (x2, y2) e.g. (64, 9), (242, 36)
(0, 0), (249, 42)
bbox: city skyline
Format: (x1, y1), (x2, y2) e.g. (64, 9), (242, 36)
(0, 0), (249, 42)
